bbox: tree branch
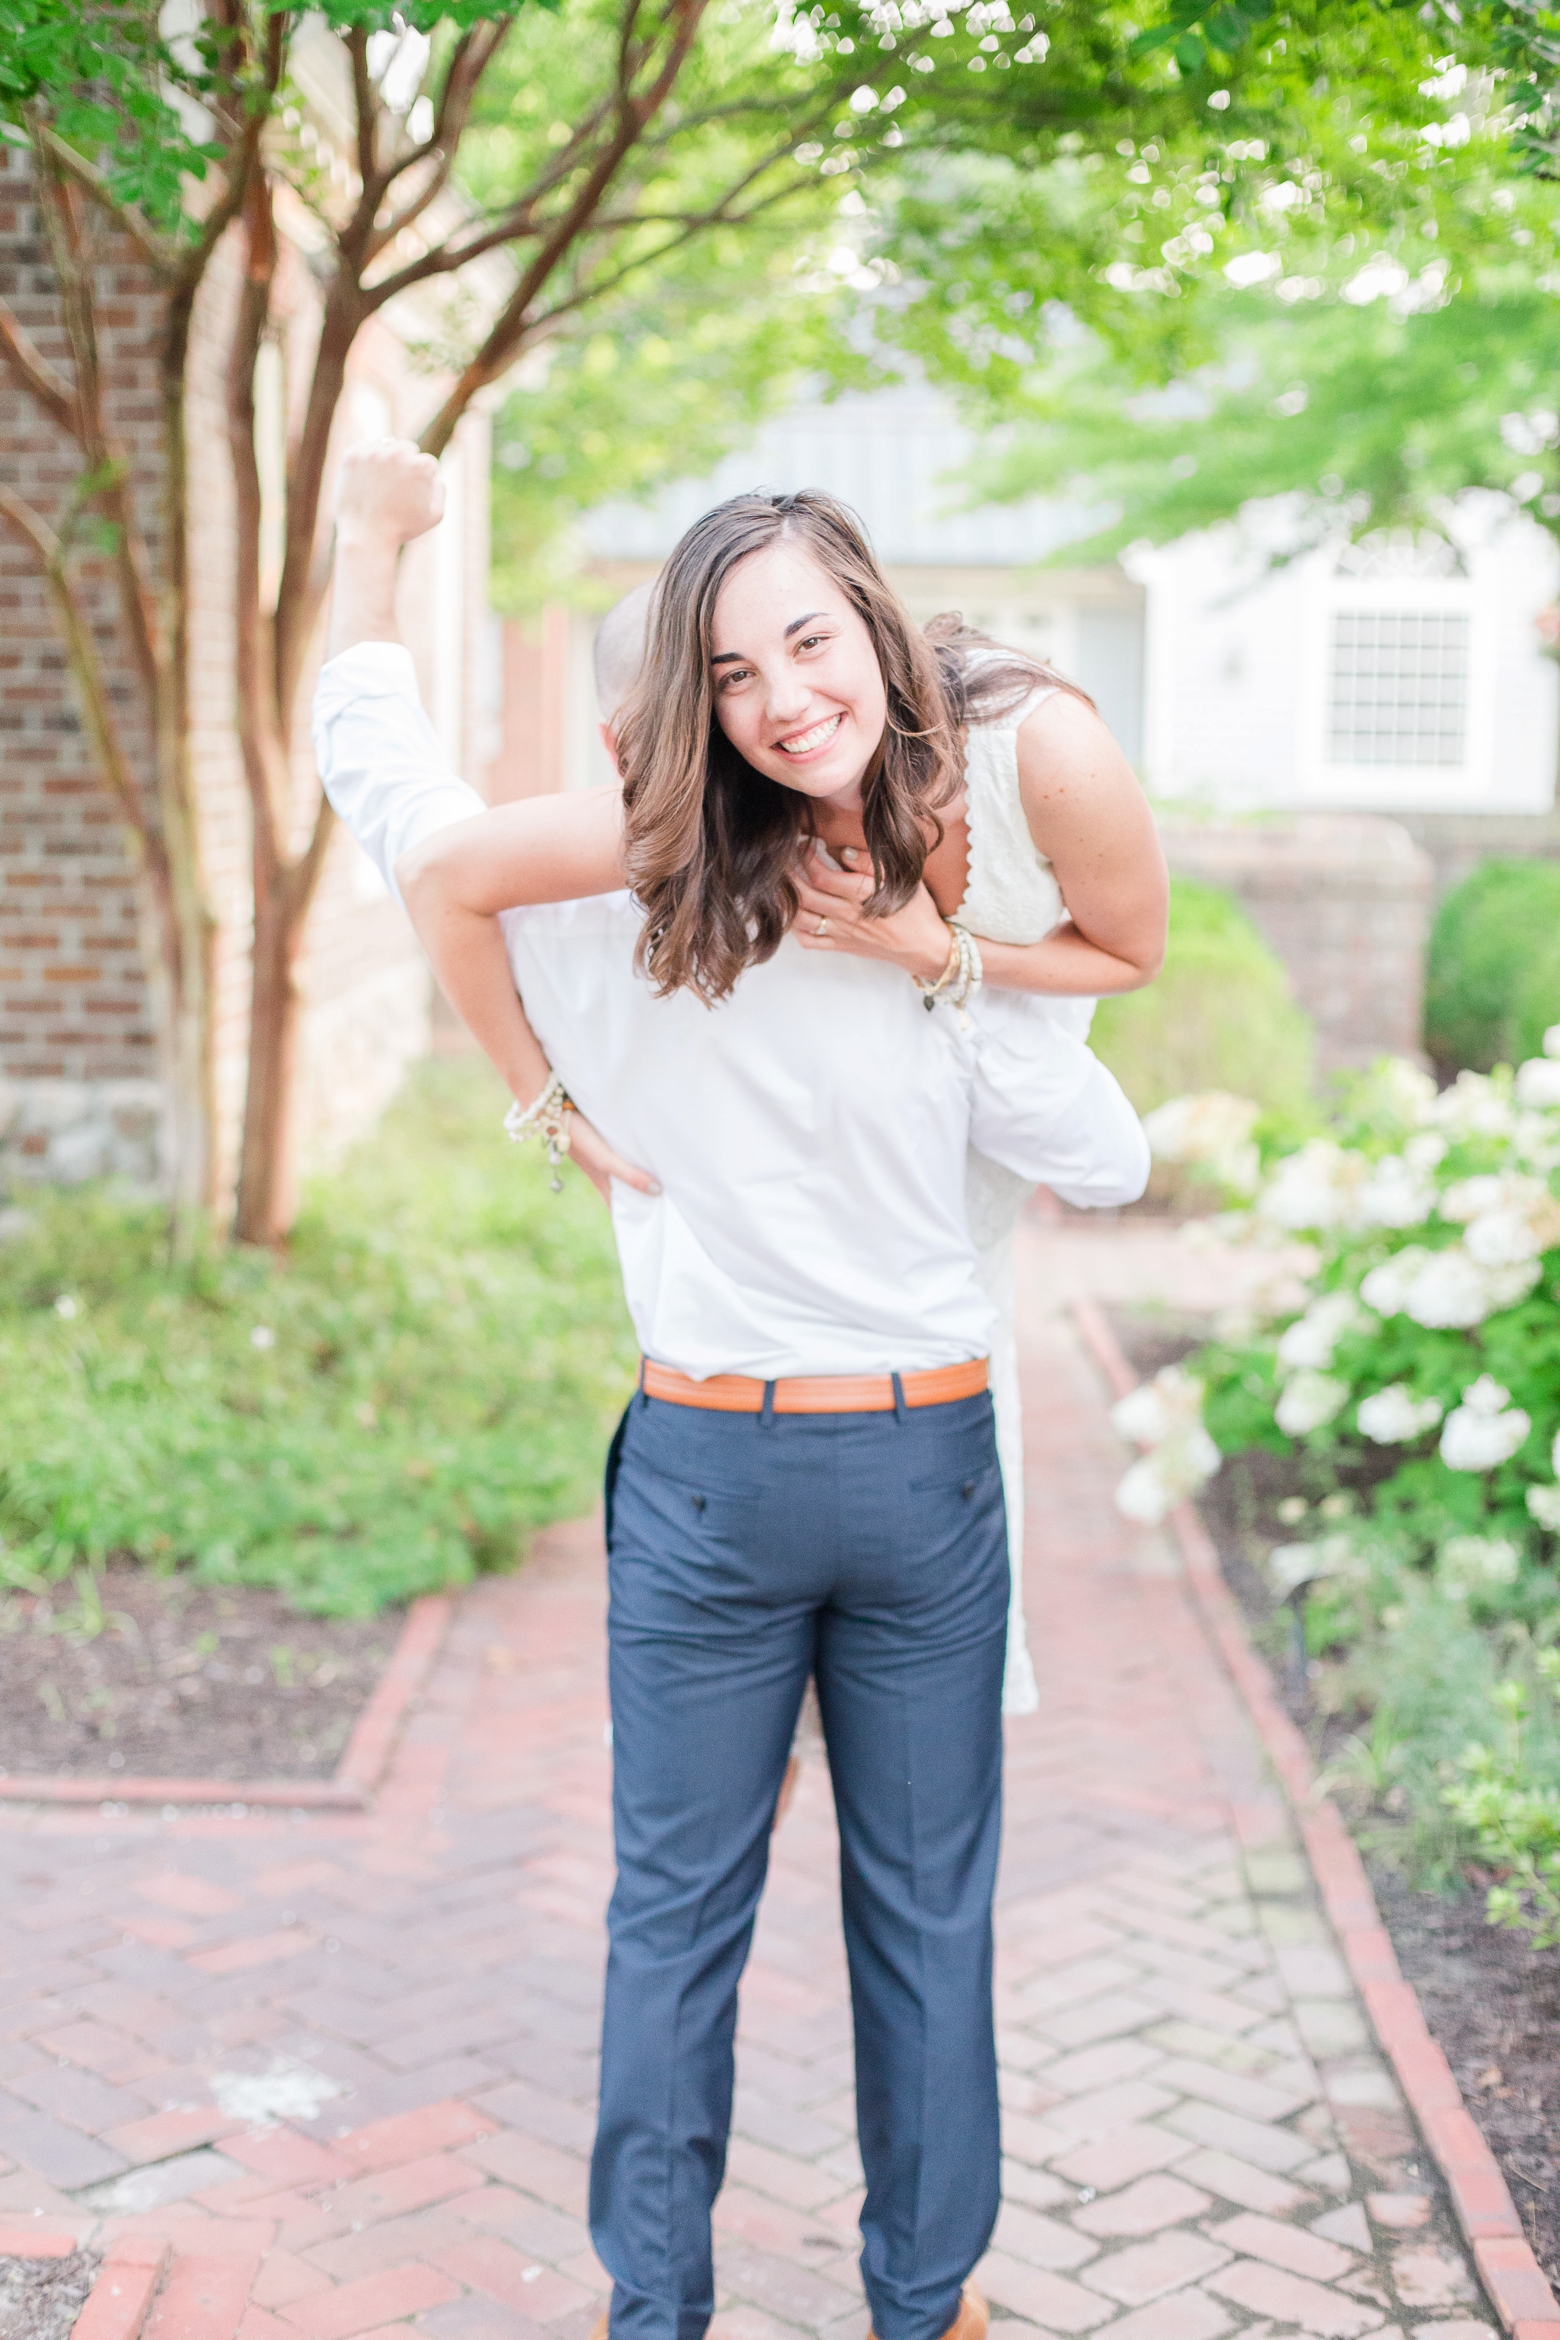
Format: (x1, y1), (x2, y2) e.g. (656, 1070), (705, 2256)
(0, 293), (79, 439)
(368, 18), (515, 259)
(31, 133), (165, 701)
(363, 85), (624, 303)
(34, 126), (180, 277)
(0, 487), (153, 853)
(348, 26), (380, 193)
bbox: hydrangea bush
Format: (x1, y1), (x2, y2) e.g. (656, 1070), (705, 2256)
(1115, 1033), (1560, 1939)
(1118, 1034), (1560, 1585)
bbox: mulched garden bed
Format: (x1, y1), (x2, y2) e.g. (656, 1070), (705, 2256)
(0, 2249), (99, 2340)
(1108, 1301), (1560, 2294)
(0, 1567), (401, 1782)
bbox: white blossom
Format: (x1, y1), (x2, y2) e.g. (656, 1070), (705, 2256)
(1547, 1024), (1560, 1057)
(1361, 1241), (1536, 1330)
(1268, 1530), (1362, 1596)
(1365, 1057), (1439, 1127)
(1439, 1175), (1504, 1225)
(1110, 1365), (1204, 1447)
(1142, 1092), (1261, 1193)
(1356, 1153), (1436, 1228)
(1527, 1483), (1560, 1530)
(1276, 1291), (1371, 1373)
(1274, 1369), (1349, 1436)
(1423, 1070), (1517, 1140)
(1436, 1533), (1521, 1597)
(1356, 1384), (1444, 1444)
(1113, 1423), (1222, 1525)
(1439, 1375), (1531, 1471)
(250, 1325), (277, 1350)
(1515, 1055), (1560, 1110)
(1405, 1131), (1448, 1173)
(53, 1294), (78, 1320)
(1257, 1140), (1367, 1230)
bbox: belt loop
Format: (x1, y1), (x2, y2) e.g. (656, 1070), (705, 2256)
(891, 1371), (908, 1425)
(760, 1379), (776, 1428)
(636, 1357), (650, 1411)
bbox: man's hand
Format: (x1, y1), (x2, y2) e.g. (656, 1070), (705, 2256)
(327, 439), (446, 660)
(334, 437), (445, 550)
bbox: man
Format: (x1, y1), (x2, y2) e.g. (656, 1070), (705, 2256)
(315, 439), (1148, 2340)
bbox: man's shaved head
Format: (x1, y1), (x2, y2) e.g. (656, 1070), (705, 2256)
(593, 580), (656, 724)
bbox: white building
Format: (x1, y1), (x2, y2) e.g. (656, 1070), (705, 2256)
(1136, 496), (1559, 820)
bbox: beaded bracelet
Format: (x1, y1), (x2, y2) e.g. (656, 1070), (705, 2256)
(503, 1071), (574, 1191)
(915, 922), (984, 1028)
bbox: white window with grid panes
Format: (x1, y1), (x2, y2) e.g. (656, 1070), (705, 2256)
(1297, 559), (1491, 807)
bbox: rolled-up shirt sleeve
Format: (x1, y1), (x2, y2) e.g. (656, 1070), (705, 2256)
(313, 643), (488, 905)
(968, 999), (1150, 1209)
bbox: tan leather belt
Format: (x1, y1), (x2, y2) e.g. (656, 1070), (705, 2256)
(640, 1358), (989, 1415)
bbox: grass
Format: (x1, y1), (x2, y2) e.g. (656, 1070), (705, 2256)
(0, 1058), (637, 1614)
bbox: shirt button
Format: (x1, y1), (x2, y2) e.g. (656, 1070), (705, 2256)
(691, 1493), (707, 1513)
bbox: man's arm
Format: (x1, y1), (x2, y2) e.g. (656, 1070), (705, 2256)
(313, 443), (654, 1198)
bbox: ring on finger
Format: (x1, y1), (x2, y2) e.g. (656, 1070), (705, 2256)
(815, 915), (828, 937)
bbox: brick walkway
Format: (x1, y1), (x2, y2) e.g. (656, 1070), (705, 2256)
(0, 1225), (1498, 2340)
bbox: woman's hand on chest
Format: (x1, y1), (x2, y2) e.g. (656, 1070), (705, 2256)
(791, 846), (954, 984)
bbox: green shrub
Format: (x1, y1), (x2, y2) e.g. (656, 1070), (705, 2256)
(1091, 875), (1315, 1121)
(0, 1059), (637, 1614)
(1425, 857), (1560, 1074)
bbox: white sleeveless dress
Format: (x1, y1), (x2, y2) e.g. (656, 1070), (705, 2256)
(956, 689), (1094, 1717)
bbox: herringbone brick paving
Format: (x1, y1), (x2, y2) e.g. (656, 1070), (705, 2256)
(0, 1225), (1497, 2338)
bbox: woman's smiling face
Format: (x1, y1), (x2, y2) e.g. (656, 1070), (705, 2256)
(708, 538), (888, 809)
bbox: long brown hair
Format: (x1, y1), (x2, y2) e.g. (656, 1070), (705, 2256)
(615, 489), (1087, 1003)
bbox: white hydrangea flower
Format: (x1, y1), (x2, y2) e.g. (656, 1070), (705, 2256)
(1405, 1130), (1448, 1173)
(1356, 1384), (1444, 1444)
(1268, 1530), (1363, 1596)
(1515, 1055), (1560, 1110)
(1436, 1534), (1521, 1597)
(1439, 1375), (1532, 1471)
(1442, 1174), (1560, 1267)
(1274, 1369), (1349, 1436)
(1356, 1153), (1437, 1228)
(1359, 1243), (1538, 1330)
(1401, 1247), (1495, 1329)
(1367, 1057), (1439, 1126)
(1547, 1024), (1560, 1057)
(1142, 1092), (1261, 1193)
(1425, 1069), (1517, 1140)
(1480, 1258), (1545, 1311)
(1439, 1175), (1504, 1225)
(1276, 1291), (1372, 1373)
(1113, 1424), (1222, 1524)
(1527, 1483), (1560, 1531)
(1257, 1140), (1367, 1230)
(1110, 1365), (1204, 1446)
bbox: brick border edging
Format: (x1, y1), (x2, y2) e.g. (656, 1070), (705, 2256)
(1072, 1295), (1560, 2339)
(0, 1592), (451, 1811)
(72, 2235), (170, 2340)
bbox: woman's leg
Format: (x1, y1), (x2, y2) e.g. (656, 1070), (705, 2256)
(815, 1397), (1011, 2340)
(591, 1397), (819, 2340)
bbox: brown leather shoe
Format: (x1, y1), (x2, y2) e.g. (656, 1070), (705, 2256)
(872, 2281), (988, 2340)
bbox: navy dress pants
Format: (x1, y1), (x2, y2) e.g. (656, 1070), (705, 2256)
(590, 1387), (1010, 2340)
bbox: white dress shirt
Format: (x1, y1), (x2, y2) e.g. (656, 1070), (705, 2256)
(315, 644), (1148, 1380)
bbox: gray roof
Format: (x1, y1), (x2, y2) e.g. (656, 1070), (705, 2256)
(581, 383), (1101, 569)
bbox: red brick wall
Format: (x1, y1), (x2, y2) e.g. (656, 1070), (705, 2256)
(0, 146), (490, 1196)
(0, 141), (159, 1097)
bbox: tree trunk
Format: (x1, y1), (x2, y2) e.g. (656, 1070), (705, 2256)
(232, 874), (308, 1245)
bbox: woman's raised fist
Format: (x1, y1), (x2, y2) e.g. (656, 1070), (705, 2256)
(335, 437), (446, 547)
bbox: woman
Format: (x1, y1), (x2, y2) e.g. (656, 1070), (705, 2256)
(396, 484), (1167, 1714)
